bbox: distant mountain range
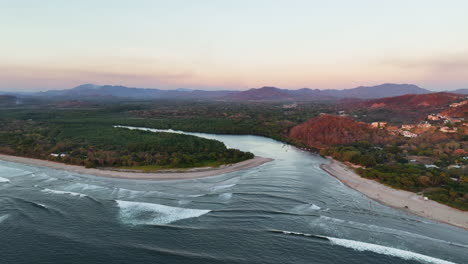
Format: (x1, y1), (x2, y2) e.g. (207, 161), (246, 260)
(0, 95), (17, 105)
(452, 89), (468, 95)
(1, 83), (466, 101)
(30, 84), (237, 100)
(352, 92), (464, 110)
(223, 83), (429, 101)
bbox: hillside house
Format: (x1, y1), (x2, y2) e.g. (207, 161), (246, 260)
(449, 100), (467, 108)
(371, 122), (387, 128)
(417, 122), (432, 128)
(399, 130), (418, 138)
(401, 124), (415, 130)
(50, 153), (67, 158)
(439, 127), (457, 133)
(427, 114), (448, 121)
(427, 114), (439, 121)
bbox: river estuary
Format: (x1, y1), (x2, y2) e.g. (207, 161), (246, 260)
(0, 128), (467, 263)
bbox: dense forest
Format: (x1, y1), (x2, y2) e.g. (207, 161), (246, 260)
(123, 100), (332, 142)
(0, 108), (254, 170)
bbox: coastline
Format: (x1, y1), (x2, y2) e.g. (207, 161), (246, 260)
(320, 157), (468, 230)
(0, 154), (272, 180)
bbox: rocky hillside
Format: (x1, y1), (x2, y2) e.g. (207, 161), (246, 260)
(344, 92), (465, 122)
(440, 101), (468, 118)
(359, 92), (462, 110)
(289, 115), (390, 149)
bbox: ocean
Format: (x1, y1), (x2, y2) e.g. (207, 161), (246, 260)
(0, 130), (466, 264)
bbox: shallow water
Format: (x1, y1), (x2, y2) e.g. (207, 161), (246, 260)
(0, 128), (466, 264)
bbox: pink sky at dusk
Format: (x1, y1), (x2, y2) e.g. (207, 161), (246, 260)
(1, 0), (467, 91)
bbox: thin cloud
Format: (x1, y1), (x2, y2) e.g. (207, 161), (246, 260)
(382, 53), (468, 71)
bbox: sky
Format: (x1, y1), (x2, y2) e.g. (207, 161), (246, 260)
(1, 0), (468, 91)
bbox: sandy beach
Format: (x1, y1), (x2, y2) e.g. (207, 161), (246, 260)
(321, 157), (468, 230)
(0, 154), (272, 180)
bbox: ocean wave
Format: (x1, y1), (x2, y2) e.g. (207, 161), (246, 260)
(317, 216), (468, 249)
(0, 214), (9, 224)
(218, 193), (233, 201)
(115, 200), (210, 225)
(310, 204), (321, 210)
(327, 236), (456, 264)
(110, 187), (204, 199)
(62, 182), (104, 191)
(319, 215), (345, 224)
(210, 184), (236, 192)
(0, 177), (10, 183)
(41, 188), (88, 197)
(177, 200), (191, 205)
(275, 230), (456, 264)
(35, 203), (48, 209)
(291, 203), (322, 213)
(134, 243), (244, 262)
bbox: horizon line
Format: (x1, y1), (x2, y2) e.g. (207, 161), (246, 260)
(1, 82), (466, 93)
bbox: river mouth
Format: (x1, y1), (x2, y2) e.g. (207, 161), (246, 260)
(0, 128), (466, 264)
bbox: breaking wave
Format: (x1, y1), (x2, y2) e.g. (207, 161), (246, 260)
(327, 236), (456, 264)
(41, 188), (88, 197)
(0, 177), (10, 183)
(115, 200), (211, 225)
(290, 203), (322, 214)
(110, 187), (204, 199)
(310, 204), (321, 210)
(276, 230), (456, 264)
(34, 203), (48, 209)
(218, 193), (233, 201)
(0, 214), (9, 224)
(210, 184), (236, 192)
(317, 216), (468, 248)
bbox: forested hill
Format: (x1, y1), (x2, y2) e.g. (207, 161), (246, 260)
(290, 114), (467, 210)
(289, 115), (391, 149)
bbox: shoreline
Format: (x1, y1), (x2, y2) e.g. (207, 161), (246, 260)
(0, 154), (272, 180)
(320, 157), (468, 230)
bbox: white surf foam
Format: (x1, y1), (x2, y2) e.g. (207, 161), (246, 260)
(0, 214), (9, 223)
(116, 200), (210, 225)
(178, 200), (191, 205)
(317, 216), (468, 249)
(319, 215), (345, 223)
(0, 177), (10, 183)
(63, 182), (103, 191)
(278, 230), (456, 264)
(291, 203), (322, 213)
(218, 193), (233, 201)
(41, 188), (88, 197)
(0, 163), (34, 177)
(111, 187), (203, 199)
(211, 184), (236, 192)
(281, 230), (313, 236)
(310, 204), (321, 210)
(327, 236), (456, 264)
